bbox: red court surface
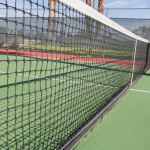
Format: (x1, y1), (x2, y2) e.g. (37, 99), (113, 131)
(0, 49), (145, 66)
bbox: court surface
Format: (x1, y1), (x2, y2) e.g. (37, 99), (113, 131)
(0, 53), (133, 149)
(73, 70), (150, 150)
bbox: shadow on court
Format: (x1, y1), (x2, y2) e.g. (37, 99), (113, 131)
(144, 73), (150, 76)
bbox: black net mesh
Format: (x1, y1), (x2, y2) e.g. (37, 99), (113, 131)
(144, 43), (150, 73)
(110, 18), (150, 41)
(133, 41), (149, 80)
(0, 0), (150, 149)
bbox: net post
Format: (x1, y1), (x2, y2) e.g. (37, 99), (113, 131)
(130, 38), (137, 86)
(143, 41), (150, 72)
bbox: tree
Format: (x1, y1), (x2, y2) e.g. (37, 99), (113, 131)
(0, 26), (6, 47)
(133, 26), (150, 40)
(67, 32), (72, 39)
(7, 29), (22, 49)
(17, 29), (24, 35)
(30, 29), (35, 39)
(36, 30), (41, 40)
(9, 36), (20, 49)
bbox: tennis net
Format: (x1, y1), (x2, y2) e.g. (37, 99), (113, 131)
(0, 0), (150, 149)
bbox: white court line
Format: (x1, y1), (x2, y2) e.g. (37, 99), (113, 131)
(130, 89), (150, 94)
(1, 71), (150, 94)
(0, 55), (30, 59)
(0, 55), (17, 58)
(0, 55), (104, 64)
(0, 71), (120, 89)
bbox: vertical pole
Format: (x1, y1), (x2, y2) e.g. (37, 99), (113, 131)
(102, 25), (106, 58)
(106, 9), (108, 17)
(98, 0), (104, 14)
(60, 9), (65, 55)
(48, 0), (54, 40)
(93, 0), (95, 9)
(105, 8), (108, 59)
(49, 0), (53, 18)
(143, 42), (150, 72)
(130, 39), (137, 86)
(86, 0), (91, 57)
(97, 0), (104, 57)
(54, 0), (57, 18)
(49, 1), (53, 28)
(52, 0), (57, 41)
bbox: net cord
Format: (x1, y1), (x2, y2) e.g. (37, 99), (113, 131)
(130, 39), (137, 86)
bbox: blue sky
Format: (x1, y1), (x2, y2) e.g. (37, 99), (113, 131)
(0, 0), (150, 18)
(81, 0), (150, 18)
(81, 0), (150, 8)
(0, 0), (149, 34)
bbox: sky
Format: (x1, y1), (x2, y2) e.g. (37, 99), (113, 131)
(0, 0), (149, 37)
(0, 0), (150, 18)
(81, 0), (150, 9)
(81, 0), (150, 18)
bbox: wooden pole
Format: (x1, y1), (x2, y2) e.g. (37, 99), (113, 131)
(86, 0), (91, 6)
(97, 0), (104, 57)
(49, 0), (53, 18)
(48, 0), (53, 40)
(54, 0), (57, 18)
(98, 0), (104, 14)
(86, 0), (91, 56)
(48, 0), (57, 40)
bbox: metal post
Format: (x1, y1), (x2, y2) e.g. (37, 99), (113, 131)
(130, 39), (137, 86)
(106, 9), (108, 17)
(93, 0), (95, 9)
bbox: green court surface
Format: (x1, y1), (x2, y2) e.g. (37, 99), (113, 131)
(0, 54), (133, 149)
(74, 71), (150, 150)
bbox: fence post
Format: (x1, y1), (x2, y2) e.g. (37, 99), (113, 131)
(106, 9), (108, 17)
(130, 38), (137, 86)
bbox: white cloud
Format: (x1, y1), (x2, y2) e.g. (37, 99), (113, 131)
(132, 3), (147, 8)
(105, 1), (129, 7)
(105, 0), (146, 8)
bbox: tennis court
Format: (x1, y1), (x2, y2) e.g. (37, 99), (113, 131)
(72, 70), (150, 150)
(0, 51), (134, 149)
(0, 0), (150, 149)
